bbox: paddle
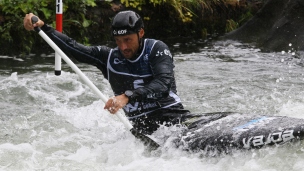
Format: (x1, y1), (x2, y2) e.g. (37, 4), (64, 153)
(31, 16), (160, 150)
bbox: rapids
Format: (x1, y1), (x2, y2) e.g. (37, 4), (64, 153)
(1, 40), (304, 170)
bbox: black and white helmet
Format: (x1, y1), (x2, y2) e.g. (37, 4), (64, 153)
(111, 10), (144, 36)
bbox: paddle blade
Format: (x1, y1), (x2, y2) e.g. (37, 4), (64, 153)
(130, 128), (160, 150)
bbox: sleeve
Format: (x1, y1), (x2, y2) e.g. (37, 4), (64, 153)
(40, 24), (111, 78)
(130, 41), (174, 102)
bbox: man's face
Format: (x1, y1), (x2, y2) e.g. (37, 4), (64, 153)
(114, 29), (144, 59)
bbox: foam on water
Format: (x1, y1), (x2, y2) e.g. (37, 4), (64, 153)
(1, 41), (304, 170)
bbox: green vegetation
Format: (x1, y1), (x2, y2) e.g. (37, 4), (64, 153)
(0, 0), (263, 56)
(0, 0), (98, 56)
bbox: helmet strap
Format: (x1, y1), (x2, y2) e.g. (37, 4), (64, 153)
(128, 32), (143, 60)
(137, 32), (143, 53)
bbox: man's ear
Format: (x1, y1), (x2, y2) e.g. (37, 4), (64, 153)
(139, 28), (144, 38)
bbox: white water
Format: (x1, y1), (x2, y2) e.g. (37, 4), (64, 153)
(1, 41), (304, 170)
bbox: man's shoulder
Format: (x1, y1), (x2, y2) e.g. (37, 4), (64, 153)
(144, 38), (168, 50)
(144, 39), (172, 59)
(145, 38), (166, 44)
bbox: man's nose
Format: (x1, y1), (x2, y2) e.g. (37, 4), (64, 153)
(120, 42), (127, 50)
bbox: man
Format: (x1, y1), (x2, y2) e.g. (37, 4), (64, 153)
(24, 10), (191, 135)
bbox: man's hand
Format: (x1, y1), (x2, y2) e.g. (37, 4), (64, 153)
(104, 94), (129, 114)
(23, 13), (44, 31)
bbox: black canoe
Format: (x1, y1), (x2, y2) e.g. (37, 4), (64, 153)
(174, 112), (304, 155)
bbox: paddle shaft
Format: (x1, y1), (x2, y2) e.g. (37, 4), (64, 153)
(32, 24), (133, 130)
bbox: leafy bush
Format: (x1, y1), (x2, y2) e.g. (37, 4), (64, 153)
(0, 0), (97, 56)
(0, 0), (263, 56)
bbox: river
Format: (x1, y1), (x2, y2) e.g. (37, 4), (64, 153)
(1, 39), (304, 170)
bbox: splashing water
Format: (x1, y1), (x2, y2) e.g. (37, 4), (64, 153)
(1, 40), (304, 170)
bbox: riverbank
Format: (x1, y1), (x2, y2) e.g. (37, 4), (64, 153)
(0, 0), (264, 56)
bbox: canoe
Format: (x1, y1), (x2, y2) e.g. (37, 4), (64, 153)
(175, 112), (304, 155)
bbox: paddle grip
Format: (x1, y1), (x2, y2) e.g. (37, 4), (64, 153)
(31, 16), (41, 32)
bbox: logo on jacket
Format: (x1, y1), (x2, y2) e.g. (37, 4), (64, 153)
(156, 49), (172, 58)
(164, 49), (172, 58)
(144, 54), (149, 61)
(114, 58), (125, 64)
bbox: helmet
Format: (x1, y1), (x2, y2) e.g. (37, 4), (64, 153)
(111, 11), (144, 36)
